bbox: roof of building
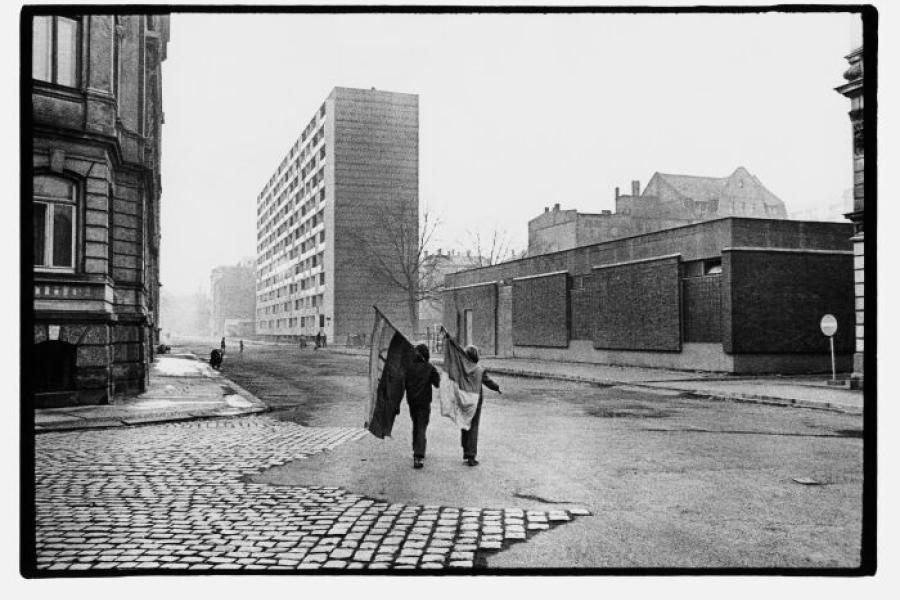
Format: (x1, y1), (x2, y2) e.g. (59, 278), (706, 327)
(650, 167), (783, 208)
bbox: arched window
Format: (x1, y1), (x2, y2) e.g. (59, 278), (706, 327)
(32, 16), (81, 87)
(34, 175), (77, 271)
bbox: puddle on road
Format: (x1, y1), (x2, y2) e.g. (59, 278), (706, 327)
(267, 407), (313, 426)
(584, 403), (674, 419)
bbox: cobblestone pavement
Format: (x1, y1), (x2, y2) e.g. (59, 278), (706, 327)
(34, 416), (586, 572)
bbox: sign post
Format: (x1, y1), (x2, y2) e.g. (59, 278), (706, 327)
(820, 314), (838, 383)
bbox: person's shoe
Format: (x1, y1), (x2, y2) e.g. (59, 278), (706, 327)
(466, 458), (479, 467)
(413, 458), (423, 469)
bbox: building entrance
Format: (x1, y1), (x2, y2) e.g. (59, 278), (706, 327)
(33, 340), (77, 407)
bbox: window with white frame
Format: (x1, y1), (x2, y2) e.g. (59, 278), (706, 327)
(32, 16), (80, 87)
(34, 175), (77, 271)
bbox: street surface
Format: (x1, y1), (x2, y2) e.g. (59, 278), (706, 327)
(33, 340), (863, 570)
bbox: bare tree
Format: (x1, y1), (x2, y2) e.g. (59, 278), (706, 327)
(465, 227), (519, 266)
(352, 202), (442, 335)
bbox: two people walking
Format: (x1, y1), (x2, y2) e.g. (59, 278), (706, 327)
(403, 343), (502, 469)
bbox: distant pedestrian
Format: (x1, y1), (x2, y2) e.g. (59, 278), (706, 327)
(220, 337), (226, 354)
(404, 343), (440, 469)
(315, 330), (323, 350)
(239, 340), (244, 353)
(460, 345), (501, 467)
(209, 348), (223, 370)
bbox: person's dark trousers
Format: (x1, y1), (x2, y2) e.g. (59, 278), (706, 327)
(408, 403), (431, 459)
(460, 398), (484, 459)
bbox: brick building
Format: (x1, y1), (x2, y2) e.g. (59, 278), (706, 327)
(210, 257), (256, 338)
(836, 46), (865, 389)
(418, 249), (484, 331)
(30, 13), (169, 407)
(528, 167), (787, 255)
(445, 218), (854, 374)
(255, 87), (418, 343)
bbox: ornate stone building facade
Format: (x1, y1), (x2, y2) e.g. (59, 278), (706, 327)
(836, 46), (865, 388)
(30, 13), (169, 407)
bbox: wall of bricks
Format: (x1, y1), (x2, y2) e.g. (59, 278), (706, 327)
(512, 272), (569, 347)
(569, 274), (594, 341)
(443, 283), (497, 355)
(497, 285), (513, 355)
(442, 218), (854, 372)
(449, 219), (852, 291)
(729, 219), (853, 251)
(593, 256), (682, 352)
(722, 249), (855, 354)
(682, 275), (722, 343)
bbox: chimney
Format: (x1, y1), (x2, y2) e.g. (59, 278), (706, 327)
(632, 180), (640, 197)
(553, 203), (560, 211)
(544, 206), (549, 213)
(615, 187), (620, 199)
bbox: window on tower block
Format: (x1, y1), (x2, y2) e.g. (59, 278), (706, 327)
(32, 16), (80, 87)
(34, 175), (77, 271)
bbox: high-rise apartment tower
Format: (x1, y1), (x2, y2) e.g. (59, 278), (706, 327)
(255, 87), (419, 343)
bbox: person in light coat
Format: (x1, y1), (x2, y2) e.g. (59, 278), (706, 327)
(460, 345), (501, 467)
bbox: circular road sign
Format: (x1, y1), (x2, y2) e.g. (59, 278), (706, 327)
(820, 314), (838, 337)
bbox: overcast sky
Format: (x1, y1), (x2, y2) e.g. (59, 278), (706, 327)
(159, 10), (861, 296)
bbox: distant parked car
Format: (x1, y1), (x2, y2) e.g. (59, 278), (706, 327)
(157, 344), (171, 354)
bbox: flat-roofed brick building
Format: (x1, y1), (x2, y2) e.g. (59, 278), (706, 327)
(445, 218), (854, 374)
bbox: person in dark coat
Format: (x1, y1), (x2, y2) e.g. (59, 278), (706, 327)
(405, 343), (440, 469)
(461, 345), (501, 467)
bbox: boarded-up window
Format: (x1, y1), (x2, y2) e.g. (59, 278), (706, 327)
(722, 250), (854, 354)
(512, 271), (568, 347)
(593, 255), (681, 352)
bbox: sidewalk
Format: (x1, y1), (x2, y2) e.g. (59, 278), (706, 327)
(326, 347), (863, 413)
(455, 356), (864, 415)
(34, 354), (267, 433)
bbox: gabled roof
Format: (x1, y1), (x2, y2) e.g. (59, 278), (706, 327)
(649, 167), (783, 207)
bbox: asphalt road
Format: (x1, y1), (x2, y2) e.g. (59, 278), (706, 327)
(180, 339), (864, 569)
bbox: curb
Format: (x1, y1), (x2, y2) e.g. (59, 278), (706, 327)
(433, 361), (862, 415)
(34, 366), (271, 434)
(34, 406), (268, 434)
